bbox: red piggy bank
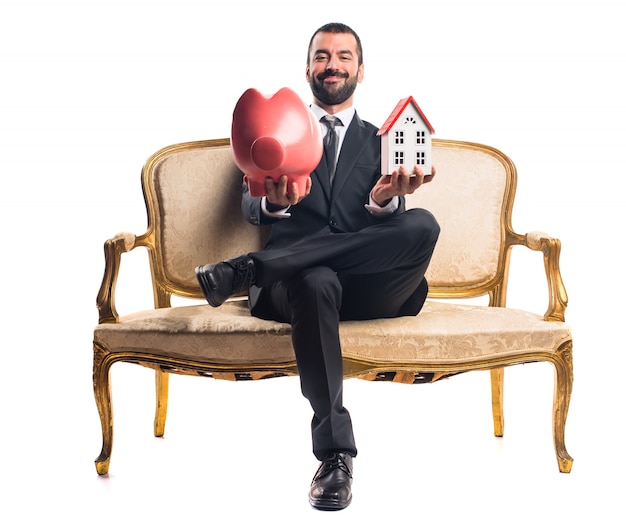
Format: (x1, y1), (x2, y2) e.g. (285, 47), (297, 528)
(231, 87), (323, 197)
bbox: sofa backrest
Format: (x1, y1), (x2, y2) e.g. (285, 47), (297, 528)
(139, 138), (517, 302)
(409, 139), (517, 295)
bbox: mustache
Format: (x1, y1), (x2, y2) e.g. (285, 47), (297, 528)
(317, 70), (349, 81)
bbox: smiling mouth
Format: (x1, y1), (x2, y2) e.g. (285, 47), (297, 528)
(319, 71), (348, 83)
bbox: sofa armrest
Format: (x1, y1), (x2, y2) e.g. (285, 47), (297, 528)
(522, 231), (569, 322)
(96, 232), (138, 324)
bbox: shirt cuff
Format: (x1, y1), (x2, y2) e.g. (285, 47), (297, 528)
(364, 193), (399, 216)
(261, 196), (291, 218)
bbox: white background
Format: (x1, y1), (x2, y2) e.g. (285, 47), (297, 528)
(1, 1), (624, 529)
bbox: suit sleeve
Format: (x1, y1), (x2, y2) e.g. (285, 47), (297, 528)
(240, 180), (282, 226)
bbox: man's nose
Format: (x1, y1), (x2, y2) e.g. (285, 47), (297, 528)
(326, 55), (339, 70)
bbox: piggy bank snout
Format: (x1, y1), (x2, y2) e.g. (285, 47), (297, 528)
(250, 136), (285, 171)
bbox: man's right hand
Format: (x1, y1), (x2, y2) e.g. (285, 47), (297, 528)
(260, 175), (312, 209)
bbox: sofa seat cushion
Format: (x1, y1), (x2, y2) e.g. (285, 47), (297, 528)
(94, 300), (571, 367)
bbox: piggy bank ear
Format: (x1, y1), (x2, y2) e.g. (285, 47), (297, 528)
(231, 88), (263, 167)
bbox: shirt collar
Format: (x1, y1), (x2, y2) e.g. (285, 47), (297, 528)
(310, 103), (355, 128)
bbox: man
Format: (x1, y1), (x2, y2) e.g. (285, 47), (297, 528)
(196, 22), (439, 511)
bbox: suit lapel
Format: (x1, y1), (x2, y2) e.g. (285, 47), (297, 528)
(312, 154), (332, 202)
(330, 112), (370, 200)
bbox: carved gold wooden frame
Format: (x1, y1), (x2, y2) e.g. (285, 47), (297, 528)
(93, 139), (573, 476)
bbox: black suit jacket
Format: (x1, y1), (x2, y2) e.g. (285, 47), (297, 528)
(241, 111), (406, 250)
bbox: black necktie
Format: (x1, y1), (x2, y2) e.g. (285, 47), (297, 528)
(321, 115), (342, 183)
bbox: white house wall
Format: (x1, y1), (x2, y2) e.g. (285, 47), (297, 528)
(380, 107), (433, 176)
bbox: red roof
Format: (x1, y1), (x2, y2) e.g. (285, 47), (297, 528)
(377, 96), (435, 136)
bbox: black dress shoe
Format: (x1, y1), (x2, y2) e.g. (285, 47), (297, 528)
(309, 452), (353, 511)
(195, 254), (256, 307)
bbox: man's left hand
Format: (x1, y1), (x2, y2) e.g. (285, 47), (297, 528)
(371, 165), (436, 207)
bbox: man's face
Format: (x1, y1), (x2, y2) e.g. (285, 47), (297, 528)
(306, 31), (364, 107)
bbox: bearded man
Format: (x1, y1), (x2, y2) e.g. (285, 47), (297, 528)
(195, 22), (439, 511)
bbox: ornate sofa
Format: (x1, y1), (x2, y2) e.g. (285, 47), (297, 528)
(93, 138), (573, 475)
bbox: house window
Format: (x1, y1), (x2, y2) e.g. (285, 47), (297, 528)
(394, 131), (404, 144)
(403, 116), (417, 125)
(416, 151), (425, 165)
(416, 130), (426, 144)
(394, 151), (404, 165)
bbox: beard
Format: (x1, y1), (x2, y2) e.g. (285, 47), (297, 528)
(309, 70), (358, 106)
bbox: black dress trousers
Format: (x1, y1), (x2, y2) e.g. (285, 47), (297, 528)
(249, 208), (440, 460)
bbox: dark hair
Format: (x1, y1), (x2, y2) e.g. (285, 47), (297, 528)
(306, 22), (363, 66)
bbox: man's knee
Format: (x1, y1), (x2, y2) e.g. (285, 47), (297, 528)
(408, 207), (439, 234)
(288, 266), (342, 309)
(396, 208), (440, 250)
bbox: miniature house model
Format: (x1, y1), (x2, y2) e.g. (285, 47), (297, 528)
(378, 96), (435, 176)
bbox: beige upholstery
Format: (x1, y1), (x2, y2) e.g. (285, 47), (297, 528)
(96, 301), (570, 368)
(93, 138), (573, 476)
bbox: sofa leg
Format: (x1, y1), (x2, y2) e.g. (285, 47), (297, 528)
(154, 370), (169, 437)
(490, 368), (504, 437)
(93, 343), (114, 475)
(553, 341), (574, 473)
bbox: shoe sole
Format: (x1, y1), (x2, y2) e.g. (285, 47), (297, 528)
(308, 495), (352, 511)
